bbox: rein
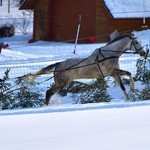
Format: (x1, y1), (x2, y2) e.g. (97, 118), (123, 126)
(37, 55), (119, 84)
(98, 49), (135, 54)
(38, 38), (144, 84)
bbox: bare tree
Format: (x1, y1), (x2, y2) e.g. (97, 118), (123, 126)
(14, 10), (33, 35)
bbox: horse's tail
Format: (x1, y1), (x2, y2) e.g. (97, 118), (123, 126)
(26, 62), (60, 82)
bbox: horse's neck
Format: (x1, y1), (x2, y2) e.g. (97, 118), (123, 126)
(103, 37), (131, 56)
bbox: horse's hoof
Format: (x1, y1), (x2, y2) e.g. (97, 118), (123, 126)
(44, 102), (49, 106)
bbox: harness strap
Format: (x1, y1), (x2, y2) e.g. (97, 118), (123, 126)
(95, 48), (105, 77)
(95, 55), (104, 77)
(99, 48), (105, 58)
(95, 48), (119, 78)
(35, 54), (119, 84)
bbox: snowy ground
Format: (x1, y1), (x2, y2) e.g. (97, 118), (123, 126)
(0, 30), (150, 150)
(0, 30), (149, 103)
(1, 103), (150, 150)
(1, 1), (150, 149)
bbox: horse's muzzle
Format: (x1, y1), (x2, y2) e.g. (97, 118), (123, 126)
(139, 49), (149, 58)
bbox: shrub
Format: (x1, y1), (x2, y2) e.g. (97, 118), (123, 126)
(130, 50), (150, 101)
(134, 53), (150, 82)
(14, 11), (32, 35)
(0, 70), (44, 110)
(71, 78), (112, 104)
(138, 82), (150, 100)
(0, 24), (15, 38)
(0, 69), (14, 109)
(13, 80), (44, 108)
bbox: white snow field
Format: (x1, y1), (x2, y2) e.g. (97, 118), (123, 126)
(1, 103), (150, 150)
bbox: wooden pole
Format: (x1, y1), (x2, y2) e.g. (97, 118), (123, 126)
(8, 0), (10, 13)
(73, 15), (81, 54)
(143, 0), (145, 24)
(0, 0), (2, 6)
(141, 0), (148, 29)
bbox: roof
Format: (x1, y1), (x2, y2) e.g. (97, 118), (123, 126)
(20, 0), (150, 18)
(103, 0), (150, 18)
(19, 0), (35, 10)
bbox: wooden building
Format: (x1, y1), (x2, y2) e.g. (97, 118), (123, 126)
(20, 0), (150, 43)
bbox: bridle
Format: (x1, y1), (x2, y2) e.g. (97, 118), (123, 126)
(130, 38), (144, 54)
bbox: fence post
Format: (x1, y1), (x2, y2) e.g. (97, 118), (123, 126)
(8, 0), (10, 13)
(0, 0), (2, 6)
(73, 15), (81, 54)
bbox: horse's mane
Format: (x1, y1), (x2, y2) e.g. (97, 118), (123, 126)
(107, 34), (130, 45)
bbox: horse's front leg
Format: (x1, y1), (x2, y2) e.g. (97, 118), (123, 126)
(113, 76), (129, 100)
(112, 68), (135, 92)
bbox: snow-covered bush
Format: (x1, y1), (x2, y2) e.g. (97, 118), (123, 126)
(0, 69), (14, 109)
(128, 53), (150, 101)
(72, 78), (112, 104)
(131, 51), (150, 99)
(138, 82), (150, 100)
(0, 24), (15, 37)
(0, 70), (44, 110)
(135, 52), (150, 82)
(13, 80), (44, 108)
(129, 82), (150, 101)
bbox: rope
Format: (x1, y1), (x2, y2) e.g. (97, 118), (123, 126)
(61, 27), (149, 43)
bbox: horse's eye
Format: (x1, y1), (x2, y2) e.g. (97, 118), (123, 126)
(135, 41), (138, 44)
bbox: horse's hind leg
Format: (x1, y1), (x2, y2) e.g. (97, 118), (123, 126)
(44, 82), (66, 105)
(45, 84), (59, 105)
(113, 76), (129, 100)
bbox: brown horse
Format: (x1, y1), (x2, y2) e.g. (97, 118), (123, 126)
(24, 34), (146, 105)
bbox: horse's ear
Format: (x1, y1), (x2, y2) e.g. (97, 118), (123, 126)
(110, 29), (119, 41)
(129, 33), (136, 39)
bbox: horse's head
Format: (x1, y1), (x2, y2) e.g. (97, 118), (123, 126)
(129, 34), (147, 57)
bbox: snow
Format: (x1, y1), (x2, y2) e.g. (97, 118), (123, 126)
(1, 104), (150, 150)
(0, 1), (150, 150)
(0, 1), (22, 18)
(0, 30), (150, 150)
(104, 0), (150, 18)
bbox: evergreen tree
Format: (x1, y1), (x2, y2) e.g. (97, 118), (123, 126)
(72, 78), (112, 104)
